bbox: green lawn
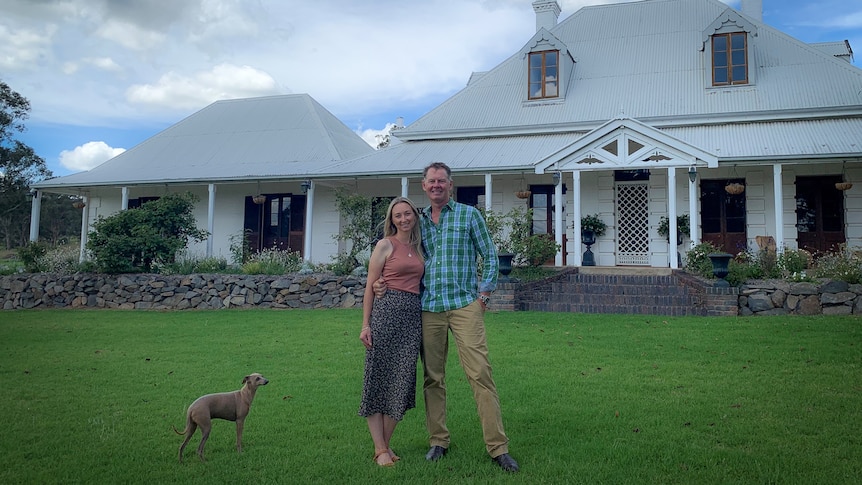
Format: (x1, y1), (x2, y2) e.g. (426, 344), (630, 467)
(1, 309), (860, 484)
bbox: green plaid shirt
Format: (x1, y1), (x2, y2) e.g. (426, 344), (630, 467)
(420, 199), (498, 312)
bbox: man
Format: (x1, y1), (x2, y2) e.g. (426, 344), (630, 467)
(377, 161), (519, 472)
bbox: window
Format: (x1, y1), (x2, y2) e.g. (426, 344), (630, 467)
(528, 50), (559, 99)
(712, 32), (748, 85)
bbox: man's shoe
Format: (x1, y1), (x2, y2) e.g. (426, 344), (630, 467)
(492, 453), (520, 472)
(425, 445), (448, 461)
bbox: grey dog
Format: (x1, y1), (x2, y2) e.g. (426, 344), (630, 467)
(172, 373), (269, 462)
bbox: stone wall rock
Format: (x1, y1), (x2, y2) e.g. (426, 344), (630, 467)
(739, 279), (862, 316)
(0, 273), (367, 311)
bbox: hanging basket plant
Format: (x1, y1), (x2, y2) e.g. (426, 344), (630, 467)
(835, 182), (853, 191)
(71, 200), (86, 209)
(252, 194), (267, 204)
(515, 190), (531, 199)
(725, 182), (745, 195)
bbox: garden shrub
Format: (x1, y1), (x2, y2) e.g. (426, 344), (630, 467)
(812, 245), (862, 284)
(683, 241), (720, 278)
(241, 247), (303, 275)
(17, 241), (48, 272)
(86, 192), (208, 273)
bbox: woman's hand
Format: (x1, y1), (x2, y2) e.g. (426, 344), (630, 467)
(360, 326), (372, 349)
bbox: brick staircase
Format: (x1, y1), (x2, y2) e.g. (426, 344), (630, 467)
(513, 267), (737, 316)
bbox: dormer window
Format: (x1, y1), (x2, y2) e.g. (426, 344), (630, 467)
(712, 32), (748, 85)
(702, 9), (757, 88)
(529, 50), (559, 99)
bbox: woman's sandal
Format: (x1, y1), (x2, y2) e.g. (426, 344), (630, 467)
(374, 449), (395, 467)
(388, 449), (400, 462)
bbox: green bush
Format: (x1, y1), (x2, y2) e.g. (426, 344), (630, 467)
(812, 245), (862, 284)
(241, 247), (303, 275)
(39, 244), (82, 274)
(17, 241), (49, 273)
(521, 234), (560, 266)
(683, 241), (720, 278)
(86, 193), (208, 273)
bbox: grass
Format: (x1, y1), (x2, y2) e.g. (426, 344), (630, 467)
(1, 309), (860, 484)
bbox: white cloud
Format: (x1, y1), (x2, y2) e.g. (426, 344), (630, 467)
(0, 24), (54, 71)
(356, 122), (400, 148)
(84, 57), (123, 72)
(126, 63), (282, 110)
(59, 142), (126, 172)
(96, 19), (166, 51)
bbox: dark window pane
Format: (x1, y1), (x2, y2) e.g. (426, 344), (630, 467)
(714, 52), (728, 67)
(732, 66), (747, 82)
(714, 67), (728, 83)
(731, 50), (746, 65)
(731, 33), (746, 49)
(713, 35), (727, 50)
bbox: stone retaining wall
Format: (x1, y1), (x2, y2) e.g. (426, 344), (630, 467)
(739, 279), (862, 316)
(0, 273), (366, 310)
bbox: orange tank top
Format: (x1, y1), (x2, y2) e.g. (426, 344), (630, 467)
(381, 237), (424, 294)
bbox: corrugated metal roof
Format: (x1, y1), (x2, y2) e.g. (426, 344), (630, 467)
(399, 0), (862, 137)
(315, 117), (862, 179)
(35, 94), (374, 188)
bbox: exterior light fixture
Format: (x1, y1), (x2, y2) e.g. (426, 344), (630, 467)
(301, 179), (312, 194)
(688, 165), (697, 183)
(552, 171), (561, 186)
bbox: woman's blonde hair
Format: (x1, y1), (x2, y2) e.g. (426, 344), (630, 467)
(383, 196), (424, 261)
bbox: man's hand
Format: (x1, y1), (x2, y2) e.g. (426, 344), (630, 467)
(372, 278), (387, 299)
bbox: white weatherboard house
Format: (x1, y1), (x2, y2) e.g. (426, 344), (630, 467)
(32, 0), (862, 270)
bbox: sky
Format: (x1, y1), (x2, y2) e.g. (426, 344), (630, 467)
(2, 0), (860, 178)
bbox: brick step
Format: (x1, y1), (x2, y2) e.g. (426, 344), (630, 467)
(517, 271), (705, 316)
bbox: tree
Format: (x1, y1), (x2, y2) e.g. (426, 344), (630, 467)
(86, 192), (208, 273)
(0, 80), (51, 249)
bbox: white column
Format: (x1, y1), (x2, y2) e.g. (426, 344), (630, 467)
(572, 171), (582, 266)
(207, 184), (216, 257)
(485, 173), (493, 211)
(303, 180), (315, 262)
(688, 167), (698, 245)
(554, 174), (563, 266)
(773, 163), (784, 250)
(401, 177), (409, 198)
(29, 190), (42, 242)
(79, 197), (90, 263)
(121, 187), (129, 210)
(668, 167), (678, 269)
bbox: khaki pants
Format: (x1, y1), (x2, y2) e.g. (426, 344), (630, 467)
(421, 300), (509, 457)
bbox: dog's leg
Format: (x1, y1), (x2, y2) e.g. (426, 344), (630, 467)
(196, 417), (212, 462)
(235, 417), (245, 453)
(178, 420), (196, 463)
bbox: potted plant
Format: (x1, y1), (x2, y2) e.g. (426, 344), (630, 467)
(580, 214), (607, 245)
(658, 214), (691, 243)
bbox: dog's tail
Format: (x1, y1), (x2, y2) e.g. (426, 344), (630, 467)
(171, 425), (187, 435)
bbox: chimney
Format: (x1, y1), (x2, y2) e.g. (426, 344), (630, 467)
(532, 0), (561, 32)
(740, 0), (762, 22)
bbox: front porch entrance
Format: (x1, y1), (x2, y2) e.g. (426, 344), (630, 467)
(700, 179), (747, 253)
(244, 194), (306, 254)
(796, 175), (846, 254)
(615, 172), (650, 265)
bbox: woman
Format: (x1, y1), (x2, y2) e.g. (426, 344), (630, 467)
(358, 197), (425, 467)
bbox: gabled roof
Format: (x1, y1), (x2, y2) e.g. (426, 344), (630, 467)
(534, 117), (719, 174)
(397, 0), (862, 139)
(35, 94), (374, 189)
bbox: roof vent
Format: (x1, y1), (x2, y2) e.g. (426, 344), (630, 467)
(532, 0), (561, 32)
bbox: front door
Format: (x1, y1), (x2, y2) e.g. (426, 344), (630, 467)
(795, 176), (845, 254)
(530, 184), (567, 265)
(700, 179), (746, 253)
(244, 194), (306, 254)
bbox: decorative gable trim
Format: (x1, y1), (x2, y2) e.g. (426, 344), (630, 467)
(519, 28), (573, 61)
(534, 117), (718, 174)
(700, 8), (757, 49)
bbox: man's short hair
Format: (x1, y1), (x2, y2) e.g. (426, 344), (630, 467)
(423, 162), (451, 180)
